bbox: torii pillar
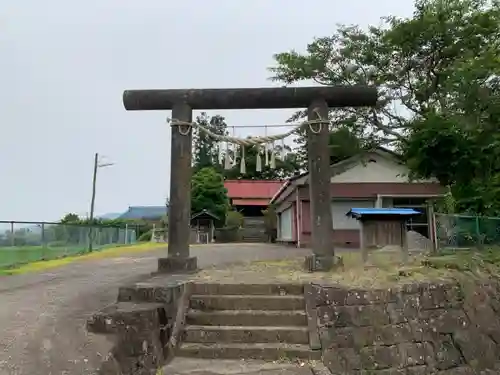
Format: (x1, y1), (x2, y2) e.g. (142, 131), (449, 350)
(122, 86), (378, 272)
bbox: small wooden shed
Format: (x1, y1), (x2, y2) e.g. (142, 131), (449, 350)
(190, 209), (220, 244)
(346, 208), (422, 262)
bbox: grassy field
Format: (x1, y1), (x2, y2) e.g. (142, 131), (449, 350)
(0, 242), (168, 275)
(0, 244), (126, 269)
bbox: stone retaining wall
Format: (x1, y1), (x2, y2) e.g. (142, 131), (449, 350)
(87, 281), (187, 375)
(310, 280), (500, 374)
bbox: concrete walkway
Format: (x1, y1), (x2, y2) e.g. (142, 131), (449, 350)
(0, 244), (308, 375)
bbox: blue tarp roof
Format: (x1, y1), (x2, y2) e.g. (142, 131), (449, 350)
(346, 208), (421, 219)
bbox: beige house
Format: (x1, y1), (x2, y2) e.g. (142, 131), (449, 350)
(270, 148), (445, 248)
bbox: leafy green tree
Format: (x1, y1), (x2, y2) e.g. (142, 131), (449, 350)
(54, 213), (82, 244)
(269, 0), (500, 147)
(271, 122), (364, 170)
(191, 167), (230, 225)
(326, 127), (363, 166)
(56, 213), (151, 242)
(270, 0), (500, 215)
(193, 113), (228, 172)
(225, 210), (244, 228)
(60, 213), (80, 224)
(404, 55), (500, 215)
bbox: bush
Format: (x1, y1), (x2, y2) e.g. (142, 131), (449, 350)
(262, 205), (277, 243)
(226, 210), (244, 228)
(214, 227), (242, 242)
(138, 229), (153, 242)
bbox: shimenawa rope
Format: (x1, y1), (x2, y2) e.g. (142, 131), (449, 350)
(169, 108), (330, 173)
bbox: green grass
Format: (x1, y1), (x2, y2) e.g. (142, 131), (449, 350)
(425, 247), (500, 274)
(194, 247), (500, 288)
(0, 244), (123, 270)
(0, 242), (169, 275)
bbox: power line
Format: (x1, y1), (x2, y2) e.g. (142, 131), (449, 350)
(228, 124), (302, 129)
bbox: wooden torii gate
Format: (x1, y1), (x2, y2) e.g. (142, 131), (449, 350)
(122, 86), (378, 272)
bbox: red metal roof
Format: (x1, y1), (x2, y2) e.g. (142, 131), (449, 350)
(232, 198), (270, 206)
(224, 180), (284, 199)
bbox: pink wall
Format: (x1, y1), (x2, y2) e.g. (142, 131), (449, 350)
(298, 200), (359, 248)
(301, 201), (311, 234)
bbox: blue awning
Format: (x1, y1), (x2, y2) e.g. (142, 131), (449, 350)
(346, 208), (421, 220)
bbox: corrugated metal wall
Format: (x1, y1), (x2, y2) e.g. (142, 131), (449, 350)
(279, 207), (293, 241)
(331, 200), (374, 229)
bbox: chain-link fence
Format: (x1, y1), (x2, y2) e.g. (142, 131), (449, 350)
(434, 213), (500, 251)
(0, 221), (137, 269)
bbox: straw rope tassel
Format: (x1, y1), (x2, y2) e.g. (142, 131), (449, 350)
(231, 126), (238, 167)
(218, 142), (224, 165)
(232, 145), (239, 167)
(270, 142), (276, 169)
(265, 143), (269, 166)
(264, 126), (269, 167)
(169, 107), (330, 174)
(280, 139), (287, 160)
(256, 145), (262, 172)
(240, 146), (246, 174)
(224, 142), (231, 170)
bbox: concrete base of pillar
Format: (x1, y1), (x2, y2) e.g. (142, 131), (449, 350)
(157, 257), (198, 273)
(304, 254), (344, 272)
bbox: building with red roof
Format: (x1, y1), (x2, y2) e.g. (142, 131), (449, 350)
(224, 180), (283, 216)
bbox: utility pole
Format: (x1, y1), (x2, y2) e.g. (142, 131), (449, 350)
(89, 153), (99, 225)
(88, 153), (99, 252)
(88, 153), (114, 251)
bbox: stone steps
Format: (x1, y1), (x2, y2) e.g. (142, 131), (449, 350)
(240, 237), (267, 243)
(243, 218), (265, 225)
(177, 342), (320, 360)
(186, 309), (307, 326)
(241, 219), (267, 243)
(184, 325), (309, 344)
(178, 283), (318, 360)
(240, 232), (267, 243)
(191, 283), (304, 296)
(189, 294), (305, 311)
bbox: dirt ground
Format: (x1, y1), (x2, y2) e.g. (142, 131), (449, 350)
(192, 249), (453, 288)
(0, 244), (308, 375)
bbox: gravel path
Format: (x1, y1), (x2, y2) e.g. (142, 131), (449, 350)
(0, 244), (308, 375)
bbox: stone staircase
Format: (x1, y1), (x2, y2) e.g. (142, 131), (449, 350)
(177, 283), (320, 360)
(241, 217), (267, 243)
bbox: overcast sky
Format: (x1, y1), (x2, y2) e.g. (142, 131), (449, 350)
(0, 0), (414, 222)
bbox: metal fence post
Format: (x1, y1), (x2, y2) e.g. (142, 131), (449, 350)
(431, 212), (438, 254)
(475, 216), (481, 248)
(41, 222), (46, 247)
(10, 221), (14, 247)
